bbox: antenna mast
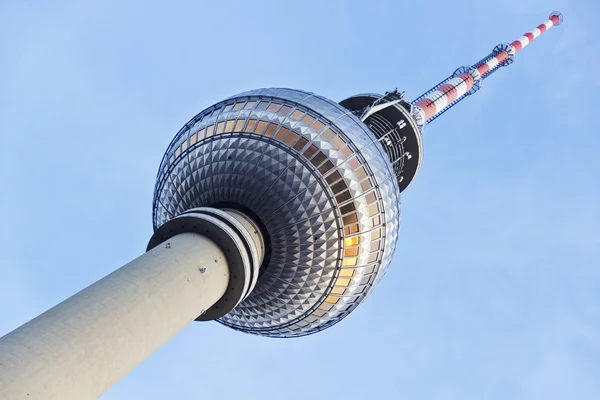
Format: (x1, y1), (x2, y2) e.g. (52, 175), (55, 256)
(411, 12), (564, 126)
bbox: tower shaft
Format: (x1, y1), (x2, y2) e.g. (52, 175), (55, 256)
(411, 12), (562, 125)
(0, 233), (229, 400)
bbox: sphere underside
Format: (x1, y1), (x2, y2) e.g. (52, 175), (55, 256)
(153, 88), (401, 337)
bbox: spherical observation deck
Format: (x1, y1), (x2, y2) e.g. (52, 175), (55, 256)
(153, 88), (413, 337)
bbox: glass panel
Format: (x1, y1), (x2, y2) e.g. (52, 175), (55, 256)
(322, 129), (335, 140)
(368, 253), (379, 263)
(344, 236), (360, 246)
(344, 224), (359, 235)
(312, 121), (325, 132)
(340, 203), (355, 215)
(371, 228), (381, 239)
(318, 160), (334, 174)
(233, 102), (244, 111)
(344, 247), (359, 257)
(293, 136), (308, 151)
(274, 127), (289, 140)
(181, 141), (188, 152)
(348, 156), (361, 170)
(265, 123), (277, 137)
(331, 180), (347, 194)
(370, 240), (380, 252)
(303, 144), (318, 159)
(336, 191), (352, 203)
(368, 203), (379, 216)
(371, 215), (381, 227)
(279, 105), (292, 116)
(365, 191), (377, 204)
(326, 171), (342, 185)
(325, 296), (340, 304)
(312, 309), (327, 317)
(255, 121), (267, 134)
(342, 257), (358, 267)
(331, 135), (345, 149)
(360, 179), (372, 191)
(301, 114), (315, 126)
(216, 122), (225, 134)
(319, 302), (334, 311)
(267, 103), (281, 112)
(223, 104), (233, 112)
(234, 120), (245, 131)
(244, 101), (257, 110)
(335, 278), (351, 287)
(290, 109), (304, 120)
(224, 120), (235, 133)
(246, 120), (257, 132)
(339, 146), (353, 158)
(355, 167), (367, 181)
(331, 287), (346, 295)
(284, 131), (299, 145)
(190, 133), (198, 145)
(206, 125), (214, 137)
(256, 101), (269, 110)
(343, 213), (358, 225)
(310, 152), (327, 166)
(339, 269), (354, 277)
(175, 147), (181, 157)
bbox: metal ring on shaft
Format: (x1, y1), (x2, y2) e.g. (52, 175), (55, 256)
(147, 208), (263, 320)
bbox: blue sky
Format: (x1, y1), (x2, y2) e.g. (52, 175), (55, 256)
(1, 0), (598, 399)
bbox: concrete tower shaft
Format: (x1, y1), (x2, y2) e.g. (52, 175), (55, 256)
(0, 209), (264, 400)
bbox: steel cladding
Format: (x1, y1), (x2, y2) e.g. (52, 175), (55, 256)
(153, 88), (401, 337)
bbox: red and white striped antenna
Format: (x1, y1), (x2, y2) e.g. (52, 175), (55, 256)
(411, 12), (563, 127)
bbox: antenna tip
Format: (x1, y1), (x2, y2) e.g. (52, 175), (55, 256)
(550, 11), (564, 26)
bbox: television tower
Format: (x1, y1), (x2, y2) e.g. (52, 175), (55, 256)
(0, 12), (563, 400)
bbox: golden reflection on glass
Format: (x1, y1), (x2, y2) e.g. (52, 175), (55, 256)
(290, 110), (304, 120)
(246, 119), (257, 132)
(368, 203), (379, 216)
(335, 278), (351, 287)
(344, 236), (360, 246)
(360, 179), (372, 191)
(339, 146), (353, 158)
(355, 167), (367, 181)
(267, 103), (281, 112)
(344, 247), (359, 257)
(279, 105), (292, 116)
(312, 121), (325, 132)
(234, 120), (245, 131)
(264, 123), (277, 137)
(301, 114), (315, 126)
(284, 131), (299, 146)
(342, 257), (358, 267)
(322, 129), (335, 140)
(331, 287), (346, 295)
(365, 191), (377, 204)
(255, 121), (267, 134)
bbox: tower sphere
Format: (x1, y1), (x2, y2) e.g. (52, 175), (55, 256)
(153, 88), (421, 337)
